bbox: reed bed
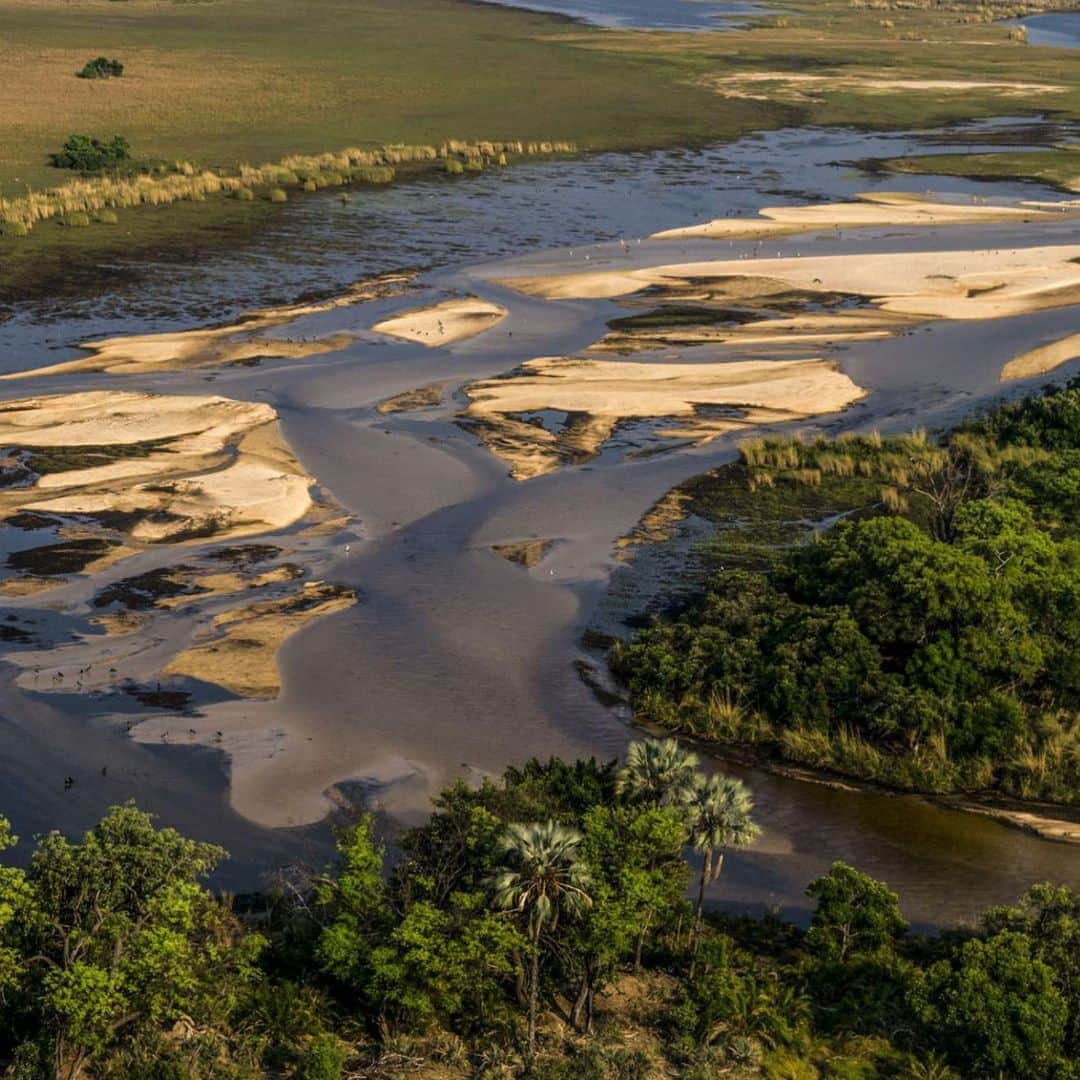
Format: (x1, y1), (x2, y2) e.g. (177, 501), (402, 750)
(0, 138), (575, 236)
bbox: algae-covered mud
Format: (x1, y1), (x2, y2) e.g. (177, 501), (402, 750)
(2, 122), (1079, 919)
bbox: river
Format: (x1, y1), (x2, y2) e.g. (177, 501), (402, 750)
(1, 121), (1078, 928)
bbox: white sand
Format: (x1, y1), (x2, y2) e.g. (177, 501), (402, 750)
(463, 356), (866, 479)
(498, 244), (1080, 321)
(651, 192), (1072, 242)
(372, 296), (507, 346)
(1, 391), (313, 546)
(1001, 331), (1080, 381)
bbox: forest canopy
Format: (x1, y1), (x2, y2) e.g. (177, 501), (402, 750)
(612, 381), (1080, 802)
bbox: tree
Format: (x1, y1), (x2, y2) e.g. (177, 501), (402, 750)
(316, 814), (391, 994)
(681, 772), (759, 975)
(910, 931), (1069, 1079)
(490, 821), (592, 1066)
(805, 863), (908, 963)
(3, 804), (262, 1078)
(569, 804), (688, 1029)
(50, 134), (131, 172)
(616, 738), (698, 808)
(77, 57), (124, 80)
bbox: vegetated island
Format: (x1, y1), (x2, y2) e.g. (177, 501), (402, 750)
(609, 380), (1080, 834)
(0, 746), (1076, 1078)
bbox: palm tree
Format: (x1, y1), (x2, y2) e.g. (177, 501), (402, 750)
(616, 737), (699, 808)
(682, 771), (759, 976)
(491, 820), (592, 1067)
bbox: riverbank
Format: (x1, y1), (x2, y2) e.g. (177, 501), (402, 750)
(4, 0), (1080, 295)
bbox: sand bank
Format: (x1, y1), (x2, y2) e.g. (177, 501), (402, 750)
(0, 392), (313, 589)
(2, 271), (413, 379)
(498, 244), (1080, 322)
(1001, 331), (1080, 380)
(372, 296), (507, 347)
(376, 382), (445, 414)
(461, 357), (866, 479)
(594, 308), (913, 354)
(704, 72), (1065, 106)
(162, 581), (355, 699)
(651, 191), (1073, 242)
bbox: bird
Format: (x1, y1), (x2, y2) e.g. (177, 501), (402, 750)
(64, 776), (74, 791)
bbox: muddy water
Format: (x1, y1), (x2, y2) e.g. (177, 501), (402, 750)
(1, 123), (1078, 922)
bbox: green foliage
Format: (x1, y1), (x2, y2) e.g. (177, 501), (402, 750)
(0, 790), (1077, 1079)
(805, 863), (908, 963)
(316, 815), (390, 991)
(50, 134), (131, 171)
(269, 187), (288, 202)
(613, 381), (1080, 803)
(77, 57), (124, 79)
(296, 1033), (348, 1080)
(0, 804), (264, 1076)
(910, 931), (1070, 1078)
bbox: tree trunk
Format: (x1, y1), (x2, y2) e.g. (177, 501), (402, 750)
(526, 937), (540, 1069)
(689, 847), (711, 980)
(570, 975), (589, 1032)
(635, 907), (653, 971)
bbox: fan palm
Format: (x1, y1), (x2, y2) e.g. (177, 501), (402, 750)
(491, 820), (592, 1066)
(616, 737), (699, 808)
(682, 771), (759, 974)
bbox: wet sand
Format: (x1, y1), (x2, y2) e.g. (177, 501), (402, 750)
(1, 130), (1079, 923)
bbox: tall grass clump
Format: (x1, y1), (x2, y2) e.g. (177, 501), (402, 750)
(0, 137), (576, 236)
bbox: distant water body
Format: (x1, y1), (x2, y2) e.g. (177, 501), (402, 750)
(474, 0), (768, 31)
(1006, 12), (1080, 47)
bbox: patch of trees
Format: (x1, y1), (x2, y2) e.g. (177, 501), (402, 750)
(77, 58), (124, 80)
(612, 380), (1080, 803)
(0, 747), (1076, 1078)
(49, 135), (132, 173)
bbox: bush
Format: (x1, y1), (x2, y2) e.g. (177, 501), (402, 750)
(0, 219), (30, 237)
(77, 56), (124, 79)
(59, 212), (91, 227)
(269, 188), (288, 203)
(234, 187), (254, 201)
(296, 1034), (348, 1080)
(446, 158), (465, 175)
(303, 178), (318, 192)
(95, 209), (119, 224)
(50, 133), (131, 171)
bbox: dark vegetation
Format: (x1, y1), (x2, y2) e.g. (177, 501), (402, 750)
(49, 135), (131, 173)
(76, 58), (124, 81)
(0, 747), (1075, 1078)
(612, 381), (1080, 804)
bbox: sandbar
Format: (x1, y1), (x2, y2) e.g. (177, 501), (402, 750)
(372, 296), (507, 347)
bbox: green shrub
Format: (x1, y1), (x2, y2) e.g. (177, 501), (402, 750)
(276, 169), (300, 186)
(50, 133), (131, 171)
(234, 187), (254, 201)
(59, 212), (91, 227)
(95, 209), (119, 224)
(0, 219), (30, 237)
(445, 158), (464, 175)
(77, 56), (124, 80)
(269, 188), (288, 203)
(296, 1034), (348, 1080)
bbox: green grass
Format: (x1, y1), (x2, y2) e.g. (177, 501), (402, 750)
(872, 149), (1080, 192)
(2, 0), (1079, 292)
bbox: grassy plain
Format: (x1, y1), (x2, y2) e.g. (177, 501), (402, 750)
(2, 0), (1080, 291)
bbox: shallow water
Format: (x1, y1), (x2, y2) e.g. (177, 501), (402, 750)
(1, 120), (1078, 921)
(471, 0), (768, 31)
(1007, 12), (1080, 48)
